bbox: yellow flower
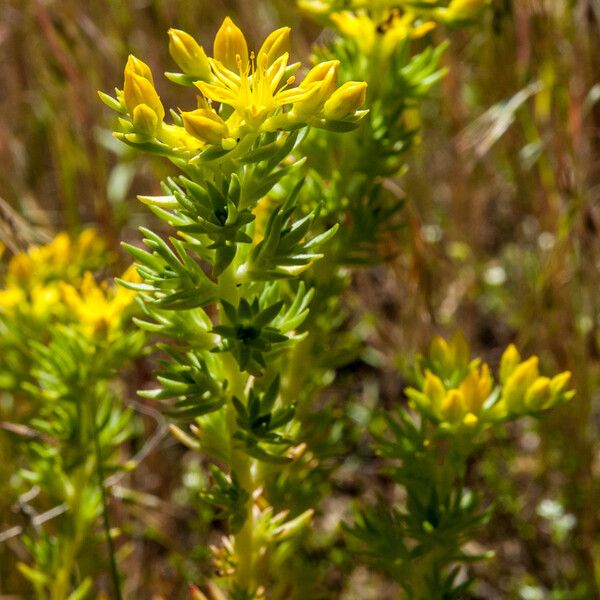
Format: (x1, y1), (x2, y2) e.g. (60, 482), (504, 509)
(6, 230), (107, 289)
(411, 361), (493, 427)
(60, 268), (139, 337)
(194, 17), (367, 135)
(331, 9), (435, 59)
(196, 51), (308, 132)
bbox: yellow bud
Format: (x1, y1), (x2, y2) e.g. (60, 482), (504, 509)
(213, 16), (248, 72)
(168, 29), (211, 80)
(132, 104), (160, 136)
(502, 356), (539, 413)
(295, 61), (339, 116)
(124, 69), (164, 122)
(323, 81), (367, 120)
(257, 27), (291, 66)
(442, 389), (465, 423)
(430, 336), (451, 370)
(449, 331), (470, 371)
(182, 108), (229, 145)
(125, 54), (154, 84)
(550, 371), (571, 397)
(458, 364), (491, 415)
(301, 61), (340, 89)
(500, 344), (521, 383)
(524, 376), (551, 411)
(423, 370), (446, 413)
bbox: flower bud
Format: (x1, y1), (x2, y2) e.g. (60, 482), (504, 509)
(257, 27), (291, 66)
(423, 370), (445, 412)
(301, 60), (339, 89)
(294, 61), (339, 116)
(125, 54), (154, 84)
(123, 67), (164, 123)
(524, 376), (551, 411)
(132, 104), (160, 136)
(501, 356), (539, 413)
(214, 16), (248, 72)
(168, 29), (211, 80)
(499, 344), (521, 383)
(442, 389), (465, 423)
(323, 81), (367, 120)
(182, 108), (229, 145)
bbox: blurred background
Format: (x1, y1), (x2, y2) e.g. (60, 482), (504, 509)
(1, 0), (600, 598)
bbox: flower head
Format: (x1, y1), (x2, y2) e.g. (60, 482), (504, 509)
(60, 267), (140, 338)
(102, 17), (368, 152)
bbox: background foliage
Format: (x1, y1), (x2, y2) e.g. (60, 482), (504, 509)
(1, 0), (599, 598)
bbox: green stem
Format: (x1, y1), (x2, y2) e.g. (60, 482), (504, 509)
(91, 411), (123, 600)
(217, 263), (256, 592)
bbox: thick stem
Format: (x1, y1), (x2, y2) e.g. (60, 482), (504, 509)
(217, 264), (257, 593)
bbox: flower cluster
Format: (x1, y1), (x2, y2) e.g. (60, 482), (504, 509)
(300, 0), (489, 26)
(0, 231), (137, 339)
(0, 230), (108, 324)
(407, 333), (574, 431)
(101, 17), (368, 158)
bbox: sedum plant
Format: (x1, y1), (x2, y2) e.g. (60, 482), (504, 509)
(0, 233), (143, 600)
(349, 333), (574, 598)
(101, 16), (367, 599)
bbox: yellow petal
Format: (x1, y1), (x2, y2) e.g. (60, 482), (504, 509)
(213, 16), (248, 72)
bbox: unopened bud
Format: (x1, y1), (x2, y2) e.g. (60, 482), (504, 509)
(323, 81), (367, 120)
(182, 108), (229, 145)
(301, 60), (339, 89)
(524, 376), (551, 411)
(123, 68), (164, 122)
(499, 344), (521, 383)
(125, 54), (154, 84)
(502, 356), (539, 412)
(294, 61), (339, 116)
(168, 29), (211, 80)
(441, 389), (465, 423)
(423, 370), (445, 410)
(213, 16), (248, 72)
(132, 104), (160, 136)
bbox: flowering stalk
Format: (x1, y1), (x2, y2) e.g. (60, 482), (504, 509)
(102, 16), (366, 598)
(348, 333), (574, 597)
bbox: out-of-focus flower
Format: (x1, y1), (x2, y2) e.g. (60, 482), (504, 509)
(331, 9), (435, 59)
(5, 230), (107, 290)
(407, 335), (574, 432)
(60, 267), (140, 338)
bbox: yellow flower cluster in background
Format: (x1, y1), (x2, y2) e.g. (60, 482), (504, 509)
(103, 17), (368, 153)
(60, 267), (140, 338)
(330, 10), (436, 60)
(3, 230), (107, 290)
(0, 231), (137, 339)
(407, 333), (574, 431)
(299, 0), (489, 25)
